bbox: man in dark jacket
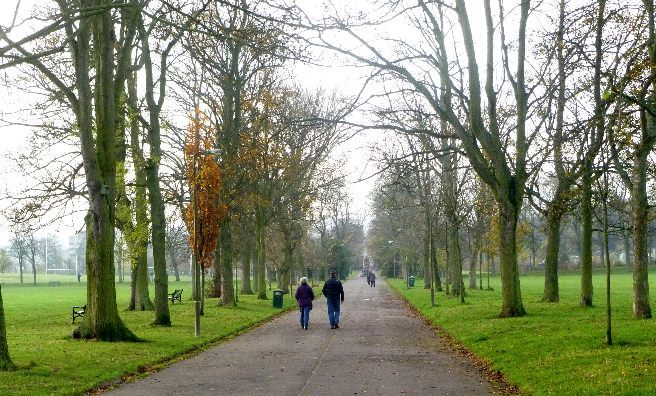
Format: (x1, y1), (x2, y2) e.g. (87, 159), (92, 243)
(322, 271), (345, 329)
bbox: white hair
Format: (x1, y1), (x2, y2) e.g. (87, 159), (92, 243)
(299, 277), (308, 285)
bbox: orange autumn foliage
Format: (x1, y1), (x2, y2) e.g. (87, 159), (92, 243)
(184, 109), (227, 269)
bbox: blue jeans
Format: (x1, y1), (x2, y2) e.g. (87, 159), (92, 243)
(327, 298), (341, 325)
(299, 306), (311, 328)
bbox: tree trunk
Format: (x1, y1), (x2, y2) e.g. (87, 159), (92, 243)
(138, 8), (171, 326)
(649, 228), (653, 267)
(601, 175), (613, 345)
(145, 163), (171, 325)
(0, 285), (13, 371)
(631, 151), (652, 318)
(241, 244), (253, 294)
(542, 0), (567, 303)
(479, 251), (483, 290)
(570, 219), (582, 258)
(497, 199), (526, 317)
(580, 161), (593, 307)
(220, 221), (235, 306)
(599, 232), (605, 268)
(201, 266), (206, 314)
(448, 225), (464, 300)
(252, 244), (259, 293)
(624, 227), (632, 267)
(18, 257), (23, 284)
(212, 236), (222, 298)
(117, 247), (123, 283)
(626, 0), (654, 319)
(280, 244), (292, 295)
(431, 233), (442, 291)
(133, 247), (152, 311)
(77, 212), (137, 340)
(31, 252), (36, 285)
(424, 224), (431, 289)
(73, 0), (137, 341)
(469, 247), (477, 290)
(256, 214), (267, 300)
(487, 255), (492, 290)
(171, 252), (180, 282)
(128, 266), (136, 310)
(543, 211), (562, 302)
(126, 71), (153, 312)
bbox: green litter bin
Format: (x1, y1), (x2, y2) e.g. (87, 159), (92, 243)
(272, 289), (283, 308)
(408, 276), (415, 287)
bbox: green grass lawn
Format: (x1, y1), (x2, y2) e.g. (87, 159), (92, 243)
(389, 271), (656, 395)
(0, 278), (308, 395)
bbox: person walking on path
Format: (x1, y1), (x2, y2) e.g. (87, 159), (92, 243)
(369, 272), (375, 287)
(295, 277), (314, 330)
(322, 271), (344, 329)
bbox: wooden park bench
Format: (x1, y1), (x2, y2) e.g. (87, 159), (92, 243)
(72, 304), (86, 323)
(168, 289), (183, 304)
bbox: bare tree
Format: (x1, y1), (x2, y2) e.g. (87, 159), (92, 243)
(0, 0), (142, 340)
(301, 0), (540, 316)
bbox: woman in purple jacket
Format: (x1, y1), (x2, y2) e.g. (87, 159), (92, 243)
(295, 277), (315, 330)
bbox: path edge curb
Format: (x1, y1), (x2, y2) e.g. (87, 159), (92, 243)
(388, 283), (522, 395)
(86, 304), (297, 395)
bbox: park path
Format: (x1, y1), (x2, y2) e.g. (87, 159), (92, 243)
(107, 275), (497, 395)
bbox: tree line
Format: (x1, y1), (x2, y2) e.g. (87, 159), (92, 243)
(0, 0), (365, 370)
(320, 0), (655, 331)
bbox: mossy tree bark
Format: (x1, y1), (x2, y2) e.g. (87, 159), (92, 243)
(280, 245), (292, 295)
(212, 236), (222, 299)
(145, 160), (171, 325)
(497, 197), (526, 317)
(630, 0), (655, 319)
(8, 0), (142, 340)
(0, 285), (13, 371)
(252, 244), (259, 293)
(423, 226), (432, 289)
(469, 242), (478, 290)
(138, 20), (172, 327)
(631, 151), (652, 318)
(279, 206), (305, 295)
(581, 0), (608, 308)
(241, 243), (253, 294)
(541, 0), (584, 303)
(212, 38), (244, 307)
(430, 234), (442, 291)
(543, 210), (562, 302)
(73, 0), (139, 341)
(121, 72), (153, 312)
(448, 224), (464, 299)
(220, 220), (235, 306)
(580, 163), (594, 307)
(256, 209), (268, 300)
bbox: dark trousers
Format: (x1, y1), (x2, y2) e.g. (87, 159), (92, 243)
(327, 298), (341, 325)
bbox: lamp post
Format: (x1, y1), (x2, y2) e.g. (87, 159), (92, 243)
(192, 148), (220, 337)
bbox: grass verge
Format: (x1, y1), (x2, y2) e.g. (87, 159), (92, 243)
(0, 280), (305, 395)
(389, 271), (656, 395)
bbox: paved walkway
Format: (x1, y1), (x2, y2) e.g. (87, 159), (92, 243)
(108, 275), (497, 395)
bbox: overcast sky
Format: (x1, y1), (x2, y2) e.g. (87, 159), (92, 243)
(0, 0), (386, 245)
(0, 0), (525, 246)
